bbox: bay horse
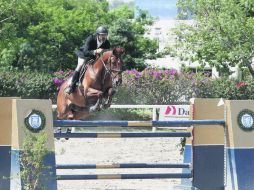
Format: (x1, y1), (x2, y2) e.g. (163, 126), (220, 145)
(57, 47), (125, 121)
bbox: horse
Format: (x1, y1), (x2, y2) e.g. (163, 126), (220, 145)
(57, 47), (125, 121)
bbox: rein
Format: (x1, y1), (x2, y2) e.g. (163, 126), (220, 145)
(99, 52), (122, 84)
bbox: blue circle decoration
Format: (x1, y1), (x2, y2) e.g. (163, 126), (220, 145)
(24, 110), (46, 132)
(237, 109), (254, 131)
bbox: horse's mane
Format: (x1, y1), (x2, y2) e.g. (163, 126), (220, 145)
(101, 47), (125, 57)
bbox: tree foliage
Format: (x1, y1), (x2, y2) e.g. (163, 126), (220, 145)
(175, 0), (254, 78)
(0, 0), (109, 71)
(0, 0), (157, 72)
(109, 8), (157, 70)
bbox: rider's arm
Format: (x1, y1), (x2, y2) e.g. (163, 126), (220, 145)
(103, 40), (110, 49)
(94, 40), (110, 54)
(80, 35), (96, 57)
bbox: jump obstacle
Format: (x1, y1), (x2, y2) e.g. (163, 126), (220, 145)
(1, 98), (254, 190)
(53, 119), (224, 185)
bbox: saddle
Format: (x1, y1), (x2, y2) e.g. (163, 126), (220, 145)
(78, 59), (95, 85)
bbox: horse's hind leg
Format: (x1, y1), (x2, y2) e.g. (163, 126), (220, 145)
(56, 99), (69, 139)
(66, 104), (76, 136)
(57, 103), (74, 138)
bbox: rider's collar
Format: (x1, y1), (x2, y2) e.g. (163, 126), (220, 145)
(97, 37), (103, 48)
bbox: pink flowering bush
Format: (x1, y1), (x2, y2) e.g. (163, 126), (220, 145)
(113, 69), (254, 104)
(236, 82), (247, 89)
(0, 69), (253, 105)
(52, 70), (74, 90)
(114, 68), (192, 104)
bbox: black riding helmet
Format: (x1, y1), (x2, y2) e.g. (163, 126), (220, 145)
(96, 26), (108, 35)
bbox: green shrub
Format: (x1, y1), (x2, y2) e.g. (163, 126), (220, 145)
(1, 69), (253, 106)
(113, 69), (254, 104)
(20, 131), (50, 190)
(0, 70), (57, 101)
(114, 68), (193, 104)
(209, 78), (254, 100)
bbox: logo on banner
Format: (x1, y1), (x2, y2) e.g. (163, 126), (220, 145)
(24, 110), (46, 132)
(159, 105), (189, 121)
(165, 106), (177, 115)
(237, 109), (254, 131)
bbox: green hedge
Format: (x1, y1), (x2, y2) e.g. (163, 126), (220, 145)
(0, 70), (57, 101)
(113, 69), (254, 104)
(1, 70), (254, 106)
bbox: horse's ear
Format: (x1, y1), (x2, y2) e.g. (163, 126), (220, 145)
(113, 47), (125, 56)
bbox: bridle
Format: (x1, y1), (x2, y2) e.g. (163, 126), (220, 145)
(100, 51), (122, 84)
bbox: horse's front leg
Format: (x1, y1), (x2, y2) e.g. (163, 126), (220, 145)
(89, 97), (102, 113)
(102, 87), (116, 109)
(85, 88), (103, 112)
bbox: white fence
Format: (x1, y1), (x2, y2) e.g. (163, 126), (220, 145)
(52, 104), (162, 120)
(52, 104), (190, 131)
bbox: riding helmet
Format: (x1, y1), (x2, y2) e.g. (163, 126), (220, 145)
(96, 26), (108, 35)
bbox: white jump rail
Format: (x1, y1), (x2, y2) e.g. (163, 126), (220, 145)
(52, 104), (165, 119)
(52, 104), (189, 131)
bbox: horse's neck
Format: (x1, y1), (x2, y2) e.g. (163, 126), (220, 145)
(88, 54), (109, 79)
(94, 57), (105, 73)
(94, 52), (111, 73)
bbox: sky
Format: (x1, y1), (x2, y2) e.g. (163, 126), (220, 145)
(108, 0), (178, 19)
(135, 0), (178, 19)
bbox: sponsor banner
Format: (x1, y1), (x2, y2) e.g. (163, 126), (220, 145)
(159, 105), (190, 121)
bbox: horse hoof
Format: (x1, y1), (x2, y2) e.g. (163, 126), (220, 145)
(99, 104), (106, 110)
(65, 128), (71, 140)
(55, 128), (61, 140)
(89, 107), (96, 113)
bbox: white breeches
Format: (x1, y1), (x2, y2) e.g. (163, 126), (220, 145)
(75, 58), (85, 71)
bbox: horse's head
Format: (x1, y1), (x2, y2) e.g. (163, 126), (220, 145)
(102, 47), (125, 86)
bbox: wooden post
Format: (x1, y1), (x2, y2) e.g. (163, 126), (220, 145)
(0, 98), (57, 190)
(191, 98), (225, 190)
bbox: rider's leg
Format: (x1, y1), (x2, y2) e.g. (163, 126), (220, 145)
(65, 57), (84, 94)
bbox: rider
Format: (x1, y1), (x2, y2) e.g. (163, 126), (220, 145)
(65, 26), (111, 94)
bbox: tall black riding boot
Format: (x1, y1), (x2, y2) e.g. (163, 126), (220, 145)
(65, 71), (80, 94)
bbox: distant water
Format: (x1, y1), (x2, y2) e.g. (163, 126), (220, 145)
(135, 0), (178, 19)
